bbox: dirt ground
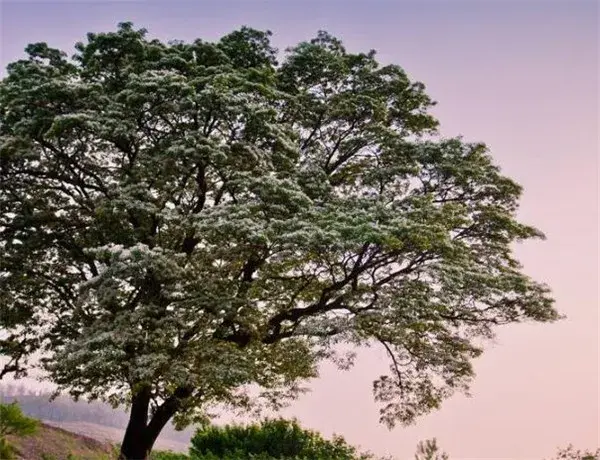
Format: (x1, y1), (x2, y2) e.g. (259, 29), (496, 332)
(8, 423), (116, 460)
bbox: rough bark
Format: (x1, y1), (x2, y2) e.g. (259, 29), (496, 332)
(119, 385), (194, 459)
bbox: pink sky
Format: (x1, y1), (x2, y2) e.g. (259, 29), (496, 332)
(1, 1), (598, 458)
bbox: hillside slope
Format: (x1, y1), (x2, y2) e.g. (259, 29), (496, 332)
(8, 423), (116, 460)
(7, 421), (189, 459)
(45, 420), (189, 452)
(0, 386), (193, 451)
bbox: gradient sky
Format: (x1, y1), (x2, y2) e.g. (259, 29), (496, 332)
(0, 1), (598, 459)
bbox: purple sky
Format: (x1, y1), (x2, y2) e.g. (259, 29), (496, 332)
(1, 1), (598, 458)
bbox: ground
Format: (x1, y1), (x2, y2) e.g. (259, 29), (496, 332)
(43, 421), (188, 453)
(7, 423), (116, 460)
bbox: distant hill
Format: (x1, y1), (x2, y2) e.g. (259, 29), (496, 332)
(8, 422), (115, 460)
(0, 384), (191, 453)
(44, 420), (189, 452)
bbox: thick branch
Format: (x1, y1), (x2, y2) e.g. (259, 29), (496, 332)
(145, 385), (194, 447)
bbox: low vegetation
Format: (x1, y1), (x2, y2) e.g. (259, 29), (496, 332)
(4, 418), (114, 460)
(0, 402), (39, 459)
(0, 401), (598, 460)
(188, 418), (379, 459)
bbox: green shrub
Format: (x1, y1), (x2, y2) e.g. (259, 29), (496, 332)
(150, 450), (190, 460)
(0, 402), (39, 459)
(0, 437), (18, 460)
(190, 418), (373, 460)
(0, 402), (39, 437)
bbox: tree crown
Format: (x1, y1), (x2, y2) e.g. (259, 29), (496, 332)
(0, 22), (557, 430)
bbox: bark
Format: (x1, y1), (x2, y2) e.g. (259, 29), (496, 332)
(119, 385), (194, 460)
(119, 385), (153, 460)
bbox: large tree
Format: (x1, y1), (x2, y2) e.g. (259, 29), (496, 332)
(0, 23), (557, 459)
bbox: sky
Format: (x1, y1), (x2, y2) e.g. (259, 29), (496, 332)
(0, 1), (598, 459)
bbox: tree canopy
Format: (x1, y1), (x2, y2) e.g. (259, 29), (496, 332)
(0, 22), (557, 458)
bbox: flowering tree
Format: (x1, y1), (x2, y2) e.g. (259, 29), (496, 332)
(0, 23), (557, 459)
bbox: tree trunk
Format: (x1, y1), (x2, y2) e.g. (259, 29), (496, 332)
(119, 386), (153, 460)
(120, 421), (164, 460)
(119, 385), (194, 459)
(119, 435), (153, 460)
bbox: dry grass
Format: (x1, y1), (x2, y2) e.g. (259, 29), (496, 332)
(7, 423), (117, 460)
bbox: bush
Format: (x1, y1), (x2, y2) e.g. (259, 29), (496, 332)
(0, 402), (39, 436)
(190, 418), (373, 460)
(0, 438), (18, 460)
(0, 402), (39, 459)
(150, 451), (190, 460)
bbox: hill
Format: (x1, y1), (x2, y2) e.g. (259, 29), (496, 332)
(44, 420), (189, 452)
(0, 384), (192, 451)
(7, 422), (115, 460)
(7, 420), (188, 459)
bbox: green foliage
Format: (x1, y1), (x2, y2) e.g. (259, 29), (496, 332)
(0, 403), (38, 459)
(189, 418), (372, 459)
(0, 402), (39, 437)
(1, 21), (557, 453)
(0, 437), (18, 460)
(150, 451), (190, 460)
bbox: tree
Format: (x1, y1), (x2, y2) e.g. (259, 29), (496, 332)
(189, 418), (373, 459)
(0, 402), (39, 459)
(414, 438), (448, 460)
(0, 23), (557, 459)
